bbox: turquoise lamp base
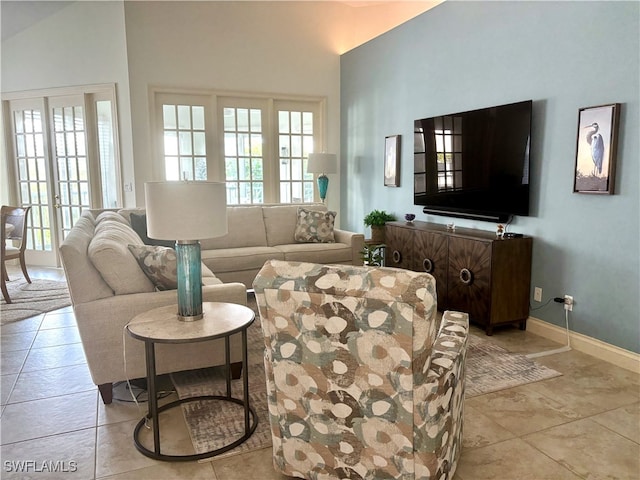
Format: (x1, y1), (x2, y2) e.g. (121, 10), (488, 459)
(175, 241), (203, 321)
(317, 174), (329, 203)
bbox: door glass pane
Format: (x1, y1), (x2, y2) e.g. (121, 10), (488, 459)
(96, 100), (118, 208)
(51, 103), (90, 238)
(13, 108), (51, 251)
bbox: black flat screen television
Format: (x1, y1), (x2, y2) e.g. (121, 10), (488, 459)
(414, 100), (532, 223)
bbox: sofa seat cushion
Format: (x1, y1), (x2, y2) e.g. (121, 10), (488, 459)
(88, 220), (156, 295)
(201, 246), (284, 274)
(274, 242), (353, 264)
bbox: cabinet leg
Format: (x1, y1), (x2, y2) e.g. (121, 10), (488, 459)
(486, 325), (494, 336)
(230, 361), (242, 379)
(519, 319), (527, 331)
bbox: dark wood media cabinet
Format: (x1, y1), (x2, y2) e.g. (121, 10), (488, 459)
(385, 221), (532, 335)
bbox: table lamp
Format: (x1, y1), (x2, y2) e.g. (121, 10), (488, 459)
(307, 153), (337, 203)
(145, 181), (227, 321)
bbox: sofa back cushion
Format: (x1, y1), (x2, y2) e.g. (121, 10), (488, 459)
(59, 212), (114, 305)
(200, 205), (267, 250)
(129, 213), (176, 248)
(263, 204), (327, 246)
(88, 219), (155, 295)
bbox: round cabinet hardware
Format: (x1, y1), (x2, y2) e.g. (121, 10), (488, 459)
(422, 258), (433, 273)
(459, 268), (473, 285)
(392, 250), (402, 264)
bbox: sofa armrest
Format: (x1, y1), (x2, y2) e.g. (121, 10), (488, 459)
(72, 282), (248, 386)
(334, 229), (365, 266)
(74, 282), (247, 327)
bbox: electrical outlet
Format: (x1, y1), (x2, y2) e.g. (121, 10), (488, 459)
(534, 287), (543, 302)
(564, 295), (573, 311)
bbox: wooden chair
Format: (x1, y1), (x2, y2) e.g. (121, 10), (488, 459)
(1, 206), (32, 303)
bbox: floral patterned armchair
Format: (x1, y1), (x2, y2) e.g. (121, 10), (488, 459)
(253, 260), (469, 480)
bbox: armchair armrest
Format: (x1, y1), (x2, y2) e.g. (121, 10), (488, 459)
(415, 310), (469, 479)
(334, 229), (365, 265)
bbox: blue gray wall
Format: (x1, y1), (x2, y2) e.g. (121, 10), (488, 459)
(340, 1), (639, 353)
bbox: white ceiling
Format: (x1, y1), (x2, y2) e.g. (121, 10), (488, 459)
(1, 1), (438, 43)
(1, 1), (73, 41)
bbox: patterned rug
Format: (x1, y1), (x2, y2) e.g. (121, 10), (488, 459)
(171, 318), (270, 460)
(1, 278), (71, 324)
(172, 300), (561, 459)
(465, 334), (561, 397)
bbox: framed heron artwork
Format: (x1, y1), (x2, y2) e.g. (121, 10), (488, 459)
(573, 103), (620, 194)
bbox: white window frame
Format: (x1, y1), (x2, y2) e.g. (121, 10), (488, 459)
(151, 88), (326, 204)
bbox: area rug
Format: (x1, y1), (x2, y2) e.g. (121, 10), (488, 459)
(0, 278), (71, 324)
(170, 318), (270, 460)
(172, 300), (562, 459)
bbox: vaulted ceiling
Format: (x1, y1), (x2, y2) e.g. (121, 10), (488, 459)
(1, 1), (441, 45)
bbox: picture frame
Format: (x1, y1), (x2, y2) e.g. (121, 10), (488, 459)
(573, 103), (620, 194)
(384, 135), (401, 187)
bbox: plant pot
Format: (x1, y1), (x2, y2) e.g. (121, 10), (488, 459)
(370, 225), (385, 243)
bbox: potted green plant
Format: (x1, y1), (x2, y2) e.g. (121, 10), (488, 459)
(360, 243), (385, 266)
(364, 210), (396, 243)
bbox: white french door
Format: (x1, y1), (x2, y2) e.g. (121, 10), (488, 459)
(4, 85), (121, 267)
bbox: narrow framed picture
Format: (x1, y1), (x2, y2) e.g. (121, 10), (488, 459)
(384, 135), (401, 187)
(574, 103), (621, 194)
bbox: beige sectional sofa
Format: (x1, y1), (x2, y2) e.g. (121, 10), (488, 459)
(197, 203), (364, 287)
(60, 203), (363, 404)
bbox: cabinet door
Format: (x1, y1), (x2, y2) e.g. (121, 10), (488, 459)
(414, 230), (448, 308)
(385, 224), (414, 270)
(447, 237), (492, 325)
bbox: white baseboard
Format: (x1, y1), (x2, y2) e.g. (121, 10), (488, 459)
(527, 316), (640, 373)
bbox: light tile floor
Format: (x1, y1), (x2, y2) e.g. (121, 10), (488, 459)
(1, 266), (639, 479)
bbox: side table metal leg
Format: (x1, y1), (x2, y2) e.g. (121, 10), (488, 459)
(242, 328), (249, 433)
(145, 341), (160, 455)
(224, 336), (231, 398)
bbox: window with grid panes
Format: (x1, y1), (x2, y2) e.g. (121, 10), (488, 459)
(434, 115), (463, 191)
(277, 109), (315, 203)
(155, 92), (323, 204)
(223, 107), (264, 204)
(162, 104), (207, 181)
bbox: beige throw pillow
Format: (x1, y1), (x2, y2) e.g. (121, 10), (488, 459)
(293, 207), (336, 243)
